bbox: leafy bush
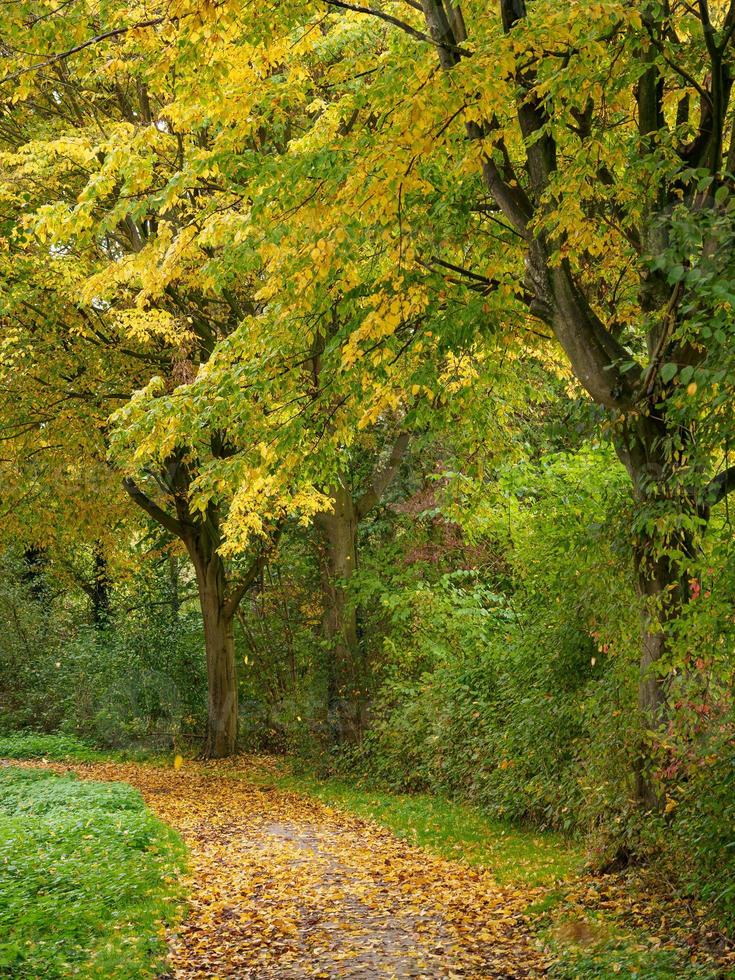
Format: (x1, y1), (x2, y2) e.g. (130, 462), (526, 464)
(638, 713), (735, 932)
(0, 547), (208, 747)
(334, 444), (735, 932)
(0, 732), (101, 762)
(677, 747), (735, 927)
(343, 449), (637, 832)
(53, 617), (207, 748)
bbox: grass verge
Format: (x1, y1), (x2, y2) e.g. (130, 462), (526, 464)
(0, 730), (167, 766)
(0, 763), (185, 978)
(0, 731), (104, 763)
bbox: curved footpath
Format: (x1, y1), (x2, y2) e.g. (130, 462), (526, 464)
(33, 757), (546, 979)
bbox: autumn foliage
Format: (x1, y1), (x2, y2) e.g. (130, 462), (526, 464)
(1, 0), (735, 953)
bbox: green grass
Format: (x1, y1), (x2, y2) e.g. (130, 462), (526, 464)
(0, 765), (185, 978)
(0, 732), (104, 763)
(0, 731), (169, 766)
(271, 770), (582, 886)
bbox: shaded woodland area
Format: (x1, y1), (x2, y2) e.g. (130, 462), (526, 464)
(2, 0), (735, 974)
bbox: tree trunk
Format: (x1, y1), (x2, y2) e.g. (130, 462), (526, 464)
(317, 483), (365, 742)
(122, 472), (258, 759)
(617, 421), (693, 810)
(202, 596), (237, 758)
(190, 542), (238, 758)
(91, 543), (110, 627)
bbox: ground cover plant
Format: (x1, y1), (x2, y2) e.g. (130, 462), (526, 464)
(0, 762), (185, 979)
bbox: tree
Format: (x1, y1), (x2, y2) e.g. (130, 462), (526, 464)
(0, 4), (296, 755)
(8, 0), (735, 794)
(315, 430), (410, 740)
(382, 0), (735, 807)
(119, 465), (276, 757)
(197, 0), (735, 807)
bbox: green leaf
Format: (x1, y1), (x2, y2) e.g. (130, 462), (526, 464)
(715, 184), (729, 207)
(667, 265), (686, 284)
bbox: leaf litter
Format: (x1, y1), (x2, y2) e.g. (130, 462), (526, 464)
(30, 757), (546, 979)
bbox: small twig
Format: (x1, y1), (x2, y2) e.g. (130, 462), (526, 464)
(1, 16), (166, 85)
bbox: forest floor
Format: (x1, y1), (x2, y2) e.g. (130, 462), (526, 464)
(21, 756), (546, 978)
(4, 751), (733, 979)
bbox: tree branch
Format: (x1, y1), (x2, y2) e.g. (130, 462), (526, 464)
(322, 0), (471, 56)
(722, 1), (735, 51)
(698, 0), (719, 60)
(701, 464), (735, 515)
(500, 0), (557, 197)
(1, 17), (166, 86)
(378, 0), (637, 405)
(223, 525), (283, 620)
(356, 431), (410, 520)
(122, 477), (187, 539)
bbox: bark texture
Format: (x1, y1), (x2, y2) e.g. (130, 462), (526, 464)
(316, 483), (363, 741)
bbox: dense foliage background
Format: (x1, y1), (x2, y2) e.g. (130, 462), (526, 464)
(2, 431), (734, 927)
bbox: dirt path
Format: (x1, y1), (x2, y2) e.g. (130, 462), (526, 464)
(32, 758), (546, 978)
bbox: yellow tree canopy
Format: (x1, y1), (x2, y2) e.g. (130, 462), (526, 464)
(7, 0), (730, 555)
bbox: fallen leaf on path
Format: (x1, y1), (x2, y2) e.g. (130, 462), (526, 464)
(29, 757), (547, 978)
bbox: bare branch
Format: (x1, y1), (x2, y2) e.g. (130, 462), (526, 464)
(322, 0), (471, 57)
(698, 0), (719, 59)
(701, 464), (735, 515)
